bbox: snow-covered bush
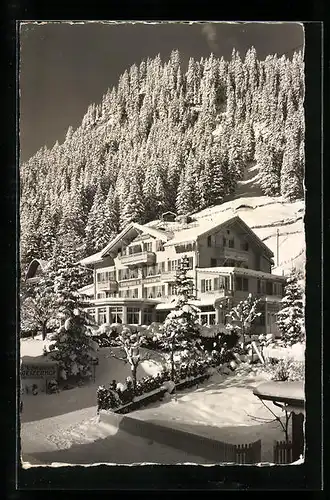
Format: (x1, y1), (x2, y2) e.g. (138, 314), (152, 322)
(270, 358), (305, 382)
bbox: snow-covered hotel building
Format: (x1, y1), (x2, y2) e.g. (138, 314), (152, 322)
(77, 211), (286, 336)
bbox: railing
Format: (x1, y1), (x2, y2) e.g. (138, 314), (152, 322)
(97, 280), (118, 291)
(200, 288), (229, 296)
(119, 251), (156, 266)
(161, 270), (177, 282)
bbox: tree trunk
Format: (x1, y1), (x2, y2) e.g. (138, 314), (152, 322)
(131, 363), (138, 393)
(170, 346), (175, 381)
(42, 319), (48, 341)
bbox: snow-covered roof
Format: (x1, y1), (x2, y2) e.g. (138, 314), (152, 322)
(79, 251), (104, 266)
(164, 214), (274, 258)
(253, 381), (305, 406)
(100, 222), (170, 258)
(198, 267), (285, 280)
(78, 283), (94, 295)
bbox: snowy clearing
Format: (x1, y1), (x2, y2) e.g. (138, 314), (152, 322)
(21, 407), (214, 465)
(131, 370), (286, 462)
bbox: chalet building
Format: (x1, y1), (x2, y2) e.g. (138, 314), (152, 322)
(78, 213), (286, 337)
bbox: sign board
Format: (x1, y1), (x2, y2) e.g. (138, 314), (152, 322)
(21, 361), (58, 394)
(21, 363), (58, 379)
(119, 279), (141, 288)
(142, 276), (161, 284)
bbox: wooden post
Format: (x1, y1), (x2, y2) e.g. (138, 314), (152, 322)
(292, 412), (304, 461)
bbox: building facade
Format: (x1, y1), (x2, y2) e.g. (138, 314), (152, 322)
(79, 214), (286, 337)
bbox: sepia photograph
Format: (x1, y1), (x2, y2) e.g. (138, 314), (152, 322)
(19, 21), (306, 468)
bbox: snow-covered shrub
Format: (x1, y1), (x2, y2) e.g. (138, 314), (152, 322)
(271, 358), (305, 382)
(97, 385), (120, 412)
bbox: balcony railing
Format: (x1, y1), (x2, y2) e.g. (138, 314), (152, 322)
(160, 270), (177, 283)
(222, 247), (249, 261)
(199, 288), (232, 297)
(97, 280), (118, 292)
(118, 251), (156, 266)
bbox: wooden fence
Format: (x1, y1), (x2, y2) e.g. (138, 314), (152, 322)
(273, 440), (293, 464)
(234, 439), (262, 464)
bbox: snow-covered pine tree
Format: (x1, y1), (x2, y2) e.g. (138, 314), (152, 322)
(85, 183), (106, 253)
(52, 261), (92, 323)
(48, 310), (95, 382)
(175, 152), (198, 215)
(280, 117), (304, 201)
(161, 255), (201, 380)
(277, 269), (305, 346)
(103, 185), (120, 241)
(119, 178), (145, 229)
(256, 141), (281, 196)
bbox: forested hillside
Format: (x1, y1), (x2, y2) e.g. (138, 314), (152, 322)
(20, 48), (305, 269)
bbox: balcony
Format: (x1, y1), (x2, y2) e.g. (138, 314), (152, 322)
(119, 251), (156, 267)
(161, 270), (177, 283)
(222, 247), (249, 261)
(97, 280), (118, 292)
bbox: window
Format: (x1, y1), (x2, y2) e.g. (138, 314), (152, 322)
(127, 308), (140, 325)
(143, 309), (153, 325)
(97, 292), (106, 299)
(87, 308), (95, 320)
(266, 281), (273, 295)
(223, 237), (227, 247)
(240, 241), (249, 251)
(156, 240), (164, 251)
(235, 276), (249, 291)
(156, 286), (163, 298)
(228, 238), (235, 248)
(110, 307), (123, 324)
(132, 288), (139, 298)
(97, 271), (116, 283)
(129, 269), (138, 279)
(98, 308), (107, 325)
(198, 312), (216, 326)
(214, 276), (229, 290)
(143, 242), (152, 252)
(146, 265), (156, 276)
(211, 258), (217, 268)
(170, 260), (179, 271)
(207, 235), (212, 247)
(201, 279), (212, 293)
(156, 262), (165, 274)
(156, 311), (167, 323)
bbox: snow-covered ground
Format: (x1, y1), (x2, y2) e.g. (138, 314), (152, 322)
(20, 337), (291, 465)
(21, 407), (214, 466)
(131, 370), (286, 463)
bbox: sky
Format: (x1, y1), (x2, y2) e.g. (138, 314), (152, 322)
(19, 21), (304, 163)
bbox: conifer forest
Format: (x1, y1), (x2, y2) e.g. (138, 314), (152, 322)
(20, 49), (305, 269)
